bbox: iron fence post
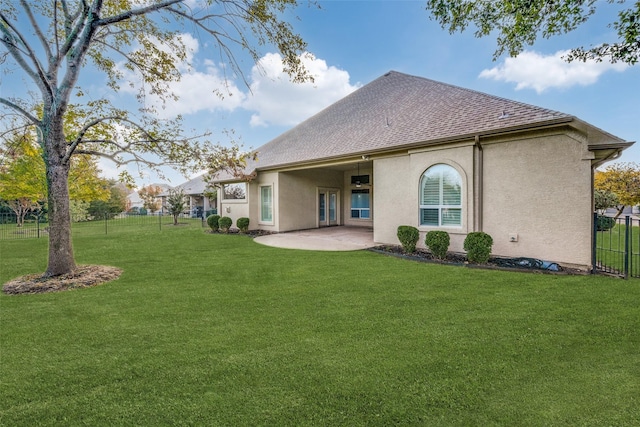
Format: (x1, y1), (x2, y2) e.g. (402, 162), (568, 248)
(592, 212), (598, 274)
(37, 214), (40, 239)
(624, 215), (630, 279)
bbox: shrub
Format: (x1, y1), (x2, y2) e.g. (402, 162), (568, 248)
(596, 215), (616, 231)
(206, 214), (221, 231)
(218, 216), (233, 233)
(464, 232), (493, 264)
(425, 230), (450, 259)
(237, 217), (250, 233)
(397, 225), (419, 253)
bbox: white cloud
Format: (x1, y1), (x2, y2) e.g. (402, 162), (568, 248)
(242, 52), (361, 127)
(119, 33), (245, 119)
(479, 50), (627, 93)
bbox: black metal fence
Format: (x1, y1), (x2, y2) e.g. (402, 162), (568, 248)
(0, 212), (206, 240)
(593, 214), (639, 279)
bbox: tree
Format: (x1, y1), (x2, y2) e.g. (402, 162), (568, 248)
(425, 0), (640, 64)
(138, 185), (163, 214)
(164, 188), (185, 226)
(0, 129), (108, 225)
(0, 132), (46, 226)
(594, 189), (619, 215)
(88, 182), (128, 220)
(1, 1), (310, 277)
(594, 162), (640, 218)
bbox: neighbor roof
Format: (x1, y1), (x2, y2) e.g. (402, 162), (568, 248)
(252, 71), (575, 170)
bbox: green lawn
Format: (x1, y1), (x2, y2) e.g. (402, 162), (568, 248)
(1, 226), (639, 426)
(596, 222), (640, 277)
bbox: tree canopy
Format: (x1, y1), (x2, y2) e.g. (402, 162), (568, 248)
(594, 162), (640, 218)
(425, 0), (640, 64)
(0, 0), (311, 276)
(0, 129), (108, 225)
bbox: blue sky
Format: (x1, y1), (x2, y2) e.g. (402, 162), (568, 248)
(3, 1), (639, 186)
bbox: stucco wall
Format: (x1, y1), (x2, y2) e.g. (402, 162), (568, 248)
(277, 169), (343, 232)
(482, 131), (592, 266)
(373, 144), (475, 252)
(250, 171), (279, 232)
(219, 185), (250, 229)
(373, 130), (593, 268)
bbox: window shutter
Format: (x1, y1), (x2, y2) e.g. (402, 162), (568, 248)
(422, 175), (440, 204)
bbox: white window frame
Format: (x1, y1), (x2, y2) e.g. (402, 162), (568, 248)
(222, 182), (247, 201)
(259, 185), (273, 224)
(419, 164), (462, 228)
(350, 189), (370, 220)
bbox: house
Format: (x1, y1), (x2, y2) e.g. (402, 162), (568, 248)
(127, 183), (172, 214)
(210, 71), (633, 268)
(169, 175), (216, 218)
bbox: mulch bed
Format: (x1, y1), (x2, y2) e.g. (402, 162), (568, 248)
(3, 265), (122, 295)
(369, 245), (587, 275)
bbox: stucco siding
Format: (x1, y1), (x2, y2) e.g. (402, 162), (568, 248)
(251, 172), (279, 232)
(373, 145), (475, 252)
(482, 132), (592, 266)
(278, 169), (343, 232)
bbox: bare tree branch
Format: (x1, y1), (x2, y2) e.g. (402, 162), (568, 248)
(20, 0), (53, 60)
(0, 98), (40, 126)
(0, 11), (53, 97)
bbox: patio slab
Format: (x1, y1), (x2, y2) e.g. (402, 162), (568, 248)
(254, 226), (376, 251)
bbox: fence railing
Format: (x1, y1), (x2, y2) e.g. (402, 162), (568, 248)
(0, 212), (206, 240)
(593, 214), (639, 279)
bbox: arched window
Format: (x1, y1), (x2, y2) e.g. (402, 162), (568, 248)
(420, 164), (462, 227)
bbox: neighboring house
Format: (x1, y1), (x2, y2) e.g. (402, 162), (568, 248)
(126, 191), (144, 212)
(168, 175), (216, 218)
(210, 71), (633, 269)
(129, 183), (172, 214)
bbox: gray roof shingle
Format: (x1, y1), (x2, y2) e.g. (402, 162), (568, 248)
(251, 71), (572, 170)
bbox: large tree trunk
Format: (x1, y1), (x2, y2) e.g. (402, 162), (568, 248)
(43, 120), (76, 277)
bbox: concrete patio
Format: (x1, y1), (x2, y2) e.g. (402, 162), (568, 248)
(254, 226), (376, 251)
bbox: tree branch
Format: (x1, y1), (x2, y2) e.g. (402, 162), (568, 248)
(20, 0), (53, 61)
(0, 98), (40, 126)
(94, 0), (183, 27)
(0, 11), (53, 97)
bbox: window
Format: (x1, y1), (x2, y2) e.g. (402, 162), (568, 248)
(222, 183), (246, 200)
(351, 189), (370, 219)
(260, 186), (273, 223)
(419, 164), (462, 227)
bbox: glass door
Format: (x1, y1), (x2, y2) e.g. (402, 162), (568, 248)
(319, 189), (339, 227)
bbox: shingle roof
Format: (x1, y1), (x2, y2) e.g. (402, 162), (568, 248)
(251, 71), (572, 170)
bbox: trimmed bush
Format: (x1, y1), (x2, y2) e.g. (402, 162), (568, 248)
(464, 232), (494, 264)
(206, 214), (220, 231)
(219, 216), (233, 233)
(596, 215), (616, 231)
(237, 217), (250, 233)
(397, 225), (420, 253)
(425, 230), (450, 260)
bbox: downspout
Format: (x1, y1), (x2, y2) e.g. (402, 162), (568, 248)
(474, 135), (483, 231)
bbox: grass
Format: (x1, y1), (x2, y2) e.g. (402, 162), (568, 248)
(1, 226), (639, 426)
(596, 222), (640, 277)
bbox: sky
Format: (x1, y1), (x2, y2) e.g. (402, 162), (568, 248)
(3, 1), (640, 187)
